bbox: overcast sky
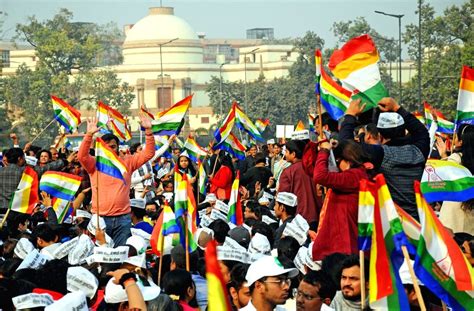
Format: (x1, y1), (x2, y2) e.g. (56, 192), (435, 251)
(0, 0), (466, 49)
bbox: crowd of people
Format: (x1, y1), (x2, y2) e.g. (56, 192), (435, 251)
(0, 97), (473, 310)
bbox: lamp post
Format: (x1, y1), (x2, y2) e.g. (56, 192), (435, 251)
(158, 37), (179, 108)
(375, 10), (404, 104)
(243, 47), (259, 112)
(219, 62), (225, 116)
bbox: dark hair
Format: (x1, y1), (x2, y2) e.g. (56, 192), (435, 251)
(5, 148), (24, 165)
(247, 144), (257, 151)
(339, 254), (369, 282)
(245, 200), (262, 220)
(35, 259), (70, 294)
(171, 245), (186, 270)
(101, 133), (120, 146)
(131, 206), (147, 219)
(302, 270), (337, 300)
(334, 140), (370, 168)
(163, 269), (194, 301)
(208, 219), (230, 244)
(228, 263), (250, 291)
(36, 149), (52, 162)
(254, 152), (266, 165)
(219, 151), (235, 180)
(277, 236), (300, 261)
(178, 155), (197, 176)
(315, 112), (338, 132)
(364, 123), (379, 138)
(285, 140), (304, 159)
(130, 142), (142, 154)
(31, 223), (57, 247)
(321, 253), (349, 290)
(280, 201), (296, 217)
(251, 221), (274, 249)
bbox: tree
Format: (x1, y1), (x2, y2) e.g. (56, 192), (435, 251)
(2, 9), (133, 141)
(403, 0), (473, 115)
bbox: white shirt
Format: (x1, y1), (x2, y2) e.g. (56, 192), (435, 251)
(239, 300), (287, 311)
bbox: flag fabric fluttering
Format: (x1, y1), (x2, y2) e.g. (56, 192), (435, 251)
(413, 111), (426, 125)
(214, 104), (236, 144)
(368, 174), (410, 310)
(414, 181), (474, 309)
(295, 120), (305, 131)
(51, 95), (81, 134)
(39, 171), (81, 202)
(52, 197), (74, 224)
(183, 136), (207, 163)
(153, 135), (173, 159)
(234, 104), (263, 141)
(420, 159), (474, 203)
(424, 102), (454, 134)
(151, 95), (192, 137)
(174, 171), (198, 252)
(198, 160), (208, 197)
(205, 240), (233, 311)
(255, 118), (270, 133)
(358, 179), (375, 252)
(314, 49), (353, 120)
(95, 137), (128, 182)
(328, 34), (388, 109)
(227, 171), (243, 225)
(455, 65), (474, 127)
(150, 203), (180, 256)
(214, 132), (246, 160)
(97, 101), (131, 141)
(9, 166), (39, 214)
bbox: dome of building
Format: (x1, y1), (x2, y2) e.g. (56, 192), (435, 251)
(124, 7), (198, 43)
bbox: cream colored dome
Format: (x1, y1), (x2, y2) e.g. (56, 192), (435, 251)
(124, 7), (198, 43)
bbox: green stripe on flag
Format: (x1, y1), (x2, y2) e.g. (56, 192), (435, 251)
(421, 177), (474, 193)
(352, 80), (388, 108)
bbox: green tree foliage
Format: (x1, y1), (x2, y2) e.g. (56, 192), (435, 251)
(2, 9), (133, 140)
(403, 0), (473, 115)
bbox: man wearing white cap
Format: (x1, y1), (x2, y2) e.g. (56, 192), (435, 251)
(273, 192), (297, 248)
(241, 255), (298, 311)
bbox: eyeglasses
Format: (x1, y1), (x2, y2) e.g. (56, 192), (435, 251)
(294, 289), (322, 301)
(262, 277), (291, 287)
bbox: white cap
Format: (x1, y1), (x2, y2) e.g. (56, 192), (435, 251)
(119, 145), (129, 151)
(13, 293), (54, 309)
(45, 292), (88, 311)
(194, 227), (214, 250)
(291, 130), (310, 140)
(25, 155), (38, 166)
(248, 233), (271, 255)
(267, 139), (276, 145)
(399, 259), (423, 285)
(75, 209), (92, 219)
(305, 242), (321, 271)
(294, 246), (309, 275)
(217, 245), (249, 264)
(179, 150), (190, 158)
(105, 275), (160, 303)
(124, 253), (147, 268)
(14, 238), (35, 259)
(126, 235), (147, 255)
(130, 198), (146, 209)
(377, 112), (405, 129)
(67, 266), (99, 299)
(258, 197), (270, 205)
(87, 215), (106, 235)
(203, 193), (217, 204)
(68, 234), (94, 265)
(246, 256), (299, 286)
(276, 192), (298, 207)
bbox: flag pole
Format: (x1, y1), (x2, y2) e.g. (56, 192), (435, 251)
(210, 152), (220, 177)
(30, 118), (58, 144)
(96, 170), (100, 229)
(0, 208), (11, 228)
(316, 94), (324, 139)
(401, 245), (426, 311)
(359, 250), (366, 310)
(184, 213), (190, 271)
(157, 234), (165, 286)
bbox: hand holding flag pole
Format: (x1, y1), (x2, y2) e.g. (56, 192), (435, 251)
(86, 117), (101, 227)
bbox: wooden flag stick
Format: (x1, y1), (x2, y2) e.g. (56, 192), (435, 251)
(96, 171), (100, 229)
(401, 245), (426, 311)
(0, 208), (11, 229)
(316, 94), (324, 139)
(210, 152), (220, 177)
(30, 118), (57, 144)
(359, 250), (366, 310)
(157, 233), (165, 286)
(184, 213), (190, 271)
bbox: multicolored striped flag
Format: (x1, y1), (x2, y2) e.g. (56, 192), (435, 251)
(420, 159), (474, 203)
(414, 181), (474, 303)
(154, 135), (173, 159)
(96, 101), (131, 141)
(308, 114), (316, 133)
(315, 49), (352, 120)
(9, 166), (39, 214)
(214, 104), (236, 144)
(150, 203), (180, 256)
(424, 102), (454, 134)
(234, 104), (263, 141)
(358, 179), (375, 252)
(95, 137), (128, 182)
(52, 197), (74, 224)
(295, 120), (305, 131)
(151, 95), (192, 137)
(198, 160), (208, 197)
(255, 118), (270, 133)
(183, 136), (207, 163)
(174, 173), (198, 252)
(39, 172), (81, 202)
(413, 111), (426, 125)
(214, 132), (246, 160)
(328, 34), (387, 109)
(227, 171), (243, 225)
(369, 174), (410, 310)
(51, 95), (81, 134)
(455, 65), (474, 126)
(205, 240), (233, 311)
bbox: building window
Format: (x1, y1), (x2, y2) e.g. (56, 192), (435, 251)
(201, 117), (209, 124)
(157, 87), (172, 109)
(1, 50), (10, 67)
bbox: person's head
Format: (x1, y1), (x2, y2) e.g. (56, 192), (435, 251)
(285, 140), (304, 163)
(228, 264), (251, 309)
(274, 192), (297, 220)
(296, 270), (337, 311)
(37, 149), (52, 165)
(273, 143), (282, 155)
(163, 269), (195, 303)
(244, 200), (261, 221)
(248, 144), (257, 157)
(178, 155), (190, 170)
(251, 221), (274, 250)
(162, 180), (174, 193)
(31, 223), (58, 249)
(254, 152), (266, 166)
(246, 256), (299, 308)
(170, 245), (186, 270)
(172, 147), (181, 157)
(277, 236), (300, 262)
(333, 140), (370, 172)
(101, 133), (120, 154)
(314, 112), (338, 133)
(339, 255), (368, 302)
(5, 148), (25, 166)
(363, 123), (381, 145)
(49, 147), (59, 160)
(207, 219), (230, 244)
(375, 110), (406, 142)
(130, 142), (142, 155)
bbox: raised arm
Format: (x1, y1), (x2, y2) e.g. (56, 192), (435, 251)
(77, 118), (99, 174)
(129, 114), (156, 171)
